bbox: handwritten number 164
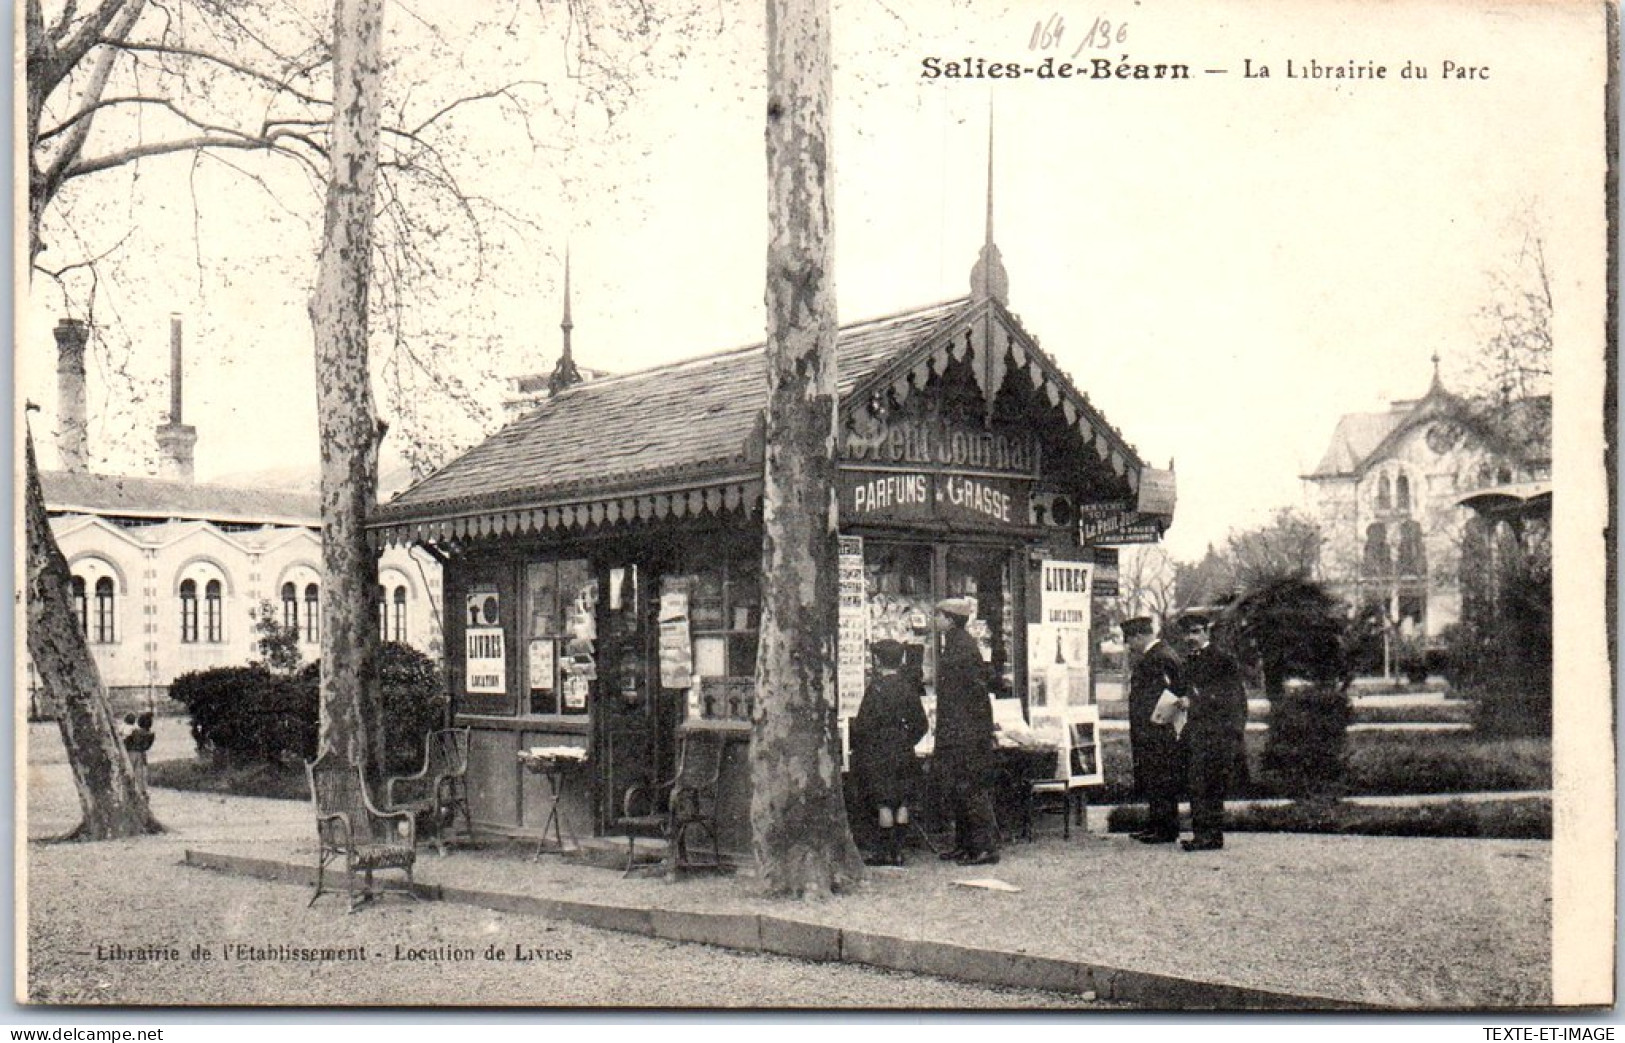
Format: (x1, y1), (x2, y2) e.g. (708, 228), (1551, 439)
(1029, 14), (1128, 55)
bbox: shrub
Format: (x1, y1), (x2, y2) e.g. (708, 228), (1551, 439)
(1261, 683), (1351, 798)
(1470, 679), (1552, 738)
(168, 664), (317, 767)
(169, 643), (445, 772)
(1345, 734), (1550, 794)
(379, 642), (450, 775)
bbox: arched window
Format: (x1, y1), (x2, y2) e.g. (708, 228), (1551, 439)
(392, 586), (408, 643)
(1396, 520), (1425, 576)
(1395, 473), (1411, 511)
(377, 585), (389, 640)
(1362, 523), (1389, 575)
(1376, 476), (1391, 510)
(93, 578), (116, 644)
(205, 579), (224, 643)
(281, 582), (299, 632)
(71, 576), (87, 637)
(180, 579), (199, 643)
(303, 583), (320, 642)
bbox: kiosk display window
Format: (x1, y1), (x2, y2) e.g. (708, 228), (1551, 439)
(524, 559), (595, 715)
(862, 542), (935, 685)
(666, 543), (761, 722)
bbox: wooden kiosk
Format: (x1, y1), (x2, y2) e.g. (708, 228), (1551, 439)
(369, 273), (1173, 859)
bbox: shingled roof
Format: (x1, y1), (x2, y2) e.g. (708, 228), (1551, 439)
(42, 470), (320, 527)
(374, 298), (978, 524)
(1306, 409), (1406, 478)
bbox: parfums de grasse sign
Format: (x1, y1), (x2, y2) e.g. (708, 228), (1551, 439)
(838, 416), (1039, 530)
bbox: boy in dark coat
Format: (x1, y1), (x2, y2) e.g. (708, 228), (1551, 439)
(850, 640), (929, 866)
(1122, 616), (1188, 843)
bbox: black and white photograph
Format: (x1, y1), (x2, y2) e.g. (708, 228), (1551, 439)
(13, 0), (1615, 1017)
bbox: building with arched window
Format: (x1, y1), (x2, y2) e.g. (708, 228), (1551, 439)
(31, 316), (441, 716)
(1302, 362), (1549, 642)
(38, 472), (442, 714)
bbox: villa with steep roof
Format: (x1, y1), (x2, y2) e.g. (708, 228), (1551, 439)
(1301, 359), (1550, 642)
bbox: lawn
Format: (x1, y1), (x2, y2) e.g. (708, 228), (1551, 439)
(149, 756), (307, 801)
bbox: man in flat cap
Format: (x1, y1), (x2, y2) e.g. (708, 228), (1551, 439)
(933, 596), (1000, 866)
(1177, 612), (1248, 851)
(1121, 616), (1188, 844)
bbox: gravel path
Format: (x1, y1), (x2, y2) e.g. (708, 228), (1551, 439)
(22, 725), (1550, 1009)
(23, 727), (1109, 1009)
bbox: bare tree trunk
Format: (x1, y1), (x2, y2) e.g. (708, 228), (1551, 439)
(23, 429), (160, 840)
(750, 0), (862, 898)
(309, 0), (386, 777)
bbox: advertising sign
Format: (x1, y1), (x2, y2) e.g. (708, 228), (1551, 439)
(934, 473), (1023, 528)
(841, 415), (1039, 476)
(1091, 547), (1120, 598)
(837, 535), (867, 717)
(466, 627), (506, 694)
(838, 470), (935, 524)
(1136, 466), (1178, 515)
(1081, 514), (1166, 545)
(657, 591), (694, 696)
(1033, 558), (1099, 787)
(838, 469), (1029, 530)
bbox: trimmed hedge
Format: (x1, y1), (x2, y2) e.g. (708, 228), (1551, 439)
(1105, 797), (1551, 840)
(1091, 730), (1550, 805)
(168, 664), (316, 767)
(168, 643), (447, 771)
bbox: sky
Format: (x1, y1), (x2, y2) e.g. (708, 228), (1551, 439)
(17, 0), (1610, 562)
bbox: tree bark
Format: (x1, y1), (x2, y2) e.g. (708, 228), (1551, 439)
(23, 429), (161, 840)
(750, 0), (862, 898)
(309, 0), (386, 777)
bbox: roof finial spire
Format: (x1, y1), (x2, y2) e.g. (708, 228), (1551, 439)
(969, 97), (1008, 305)
(562, 243), (573, 335)
(984, 104), (995, 251)
(548, 244), (583, 396)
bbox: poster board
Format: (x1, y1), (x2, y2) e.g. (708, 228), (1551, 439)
(657, 590), (694, 700)
(1031, 559), (1097, 786)
(836, 535), (868, 717)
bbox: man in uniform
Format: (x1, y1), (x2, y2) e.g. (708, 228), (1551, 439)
(1121, 616), (1187, 844)
(1177, 612), (1249, 851)
(933, 596), (1000, 866)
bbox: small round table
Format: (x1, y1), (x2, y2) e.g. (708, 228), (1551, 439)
(517, 751), (585, 859)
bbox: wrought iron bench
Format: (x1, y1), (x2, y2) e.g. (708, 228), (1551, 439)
(307, 753), (418, 912)
(384, 727), (472, 855)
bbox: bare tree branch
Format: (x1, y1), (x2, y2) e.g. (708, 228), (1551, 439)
(69, 129), (321, 180)
(104, 37), (329, 106)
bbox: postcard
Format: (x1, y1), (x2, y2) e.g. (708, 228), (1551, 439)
(14, 0), (1613, 1016)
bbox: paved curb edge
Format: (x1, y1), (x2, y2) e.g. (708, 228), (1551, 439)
(182, 848), (1381, 1011)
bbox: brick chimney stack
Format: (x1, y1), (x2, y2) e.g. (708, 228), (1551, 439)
(155, 314), (197, 482)
(54, 318), (89, 473)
